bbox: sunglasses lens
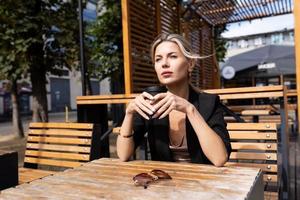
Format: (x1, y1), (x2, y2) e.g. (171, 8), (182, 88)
(150, 169), (172, 179)
(133, 173), (155, 188)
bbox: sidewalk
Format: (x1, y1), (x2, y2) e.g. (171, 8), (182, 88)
(0, 111), (77, 141)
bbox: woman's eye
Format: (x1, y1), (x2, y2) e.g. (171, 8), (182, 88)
(155, 58), (161, 62)
(170, 55), (177, 59)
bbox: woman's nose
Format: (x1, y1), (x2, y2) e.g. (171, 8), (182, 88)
(161, 58), (169, 68)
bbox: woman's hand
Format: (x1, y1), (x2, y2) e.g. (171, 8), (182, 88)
(126, 92), (156, 120)
(151, 92), (192, 119)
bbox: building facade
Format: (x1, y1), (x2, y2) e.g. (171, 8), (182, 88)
(222, 27), (295, 88)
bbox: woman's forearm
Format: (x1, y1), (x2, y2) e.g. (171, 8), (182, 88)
(186, 105), (228, 167)
(116, 113), (135, 161)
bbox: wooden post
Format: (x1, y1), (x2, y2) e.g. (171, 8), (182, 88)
(155, 0), (161, 34)
(294, 0), (300, 134)
(121, 0), (132, 94)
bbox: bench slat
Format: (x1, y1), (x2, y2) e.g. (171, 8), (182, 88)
(241, 109), (271, 115)
(76, 93), (138, 100)
(231, 142), (277, 150)
(264, 191), (279, 200)
(27, 136), (91, 145)
(230, 152), (277, 160)
(229, 131), (277, 140)
(24, 157), (83, 168)
(263, 174), (278, 183)
(225, 162), (277, 173)
(227, 123), (277, 130)
(26, 143), (91, 153)
(25, 150), (90, 161)
(18, 168), (54, 184)
(29, 122), (93, 129)
(28, 129), (92, 137)
(203, 85), (283, 94)
(77, 99), (133, 104)
(218, 92), (283, 100)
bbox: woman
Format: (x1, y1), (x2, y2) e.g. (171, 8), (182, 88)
(117, 33), (231, 167)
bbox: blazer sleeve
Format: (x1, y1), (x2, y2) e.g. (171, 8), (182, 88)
(132, 113), (147, 149)
(207, 96), (232, 159)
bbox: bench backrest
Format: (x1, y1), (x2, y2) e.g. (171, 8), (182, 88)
(76, 85), (286, 105)
(77, 94), (138, 105)
(24, 122), (102, 169)
(225, 122), (278, 195)
(203, 85), (285, 100)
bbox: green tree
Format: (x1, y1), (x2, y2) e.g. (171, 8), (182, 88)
(214, 25), (228, 62)
(87, 0), (123, 93)
(0, 0), (80, 126)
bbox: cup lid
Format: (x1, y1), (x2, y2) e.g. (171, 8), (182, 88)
(144, 86), (167, 93)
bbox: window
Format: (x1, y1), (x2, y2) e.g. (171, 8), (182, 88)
(254, 37), (262, 46)
(289, 32), (294, 42)
(271, 33), (283, 44)
(238, 39), (248, 48)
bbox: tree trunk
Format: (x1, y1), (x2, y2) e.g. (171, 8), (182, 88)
(30, 68), (48, 122)
(11, 79), (24, 137)
(86, 73), (93, 95)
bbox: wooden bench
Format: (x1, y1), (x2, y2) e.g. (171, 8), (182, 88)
(19, 122), (103, 184)
(225, 123), (278, 200)
(203, 85), (289, 198)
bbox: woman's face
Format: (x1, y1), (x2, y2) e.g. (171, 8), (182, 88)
(154, 41), (190, 86)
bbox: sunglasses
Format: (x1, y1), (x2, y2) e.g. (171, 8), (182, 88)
(133, 169), (172, 189)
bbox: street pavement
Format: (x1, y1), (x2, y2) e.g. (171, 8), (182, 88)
(0, 112), (77, 141)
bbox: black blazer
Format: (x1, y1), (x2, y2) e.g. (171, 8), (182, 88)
(133, 86), (232, 164)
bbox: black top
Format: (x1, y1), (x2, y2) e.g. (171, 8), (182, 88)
(133, 86), (232, 164)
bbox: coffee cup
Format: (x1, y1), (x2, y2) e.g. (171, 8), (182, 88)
(144, 85), (167, 96)
(144, 86), (167, 118)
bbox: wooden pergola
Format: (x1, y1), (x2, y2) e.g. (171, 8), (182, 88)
(120, 0), (299, 128)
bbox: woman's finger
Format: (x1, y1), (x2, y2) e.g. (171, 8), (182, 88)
(159, 103), (175, 119)
(152, 93), (167, 104)
(152, 94), (170, 111)
(135, 97), (155, 116)
(135, 104), (150, 120)
(142, 92), (154, 101)
(152, 97), (173, 118)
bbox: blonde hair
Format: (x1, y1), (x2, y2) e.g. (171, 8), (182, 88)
(150, 33), (206, 67)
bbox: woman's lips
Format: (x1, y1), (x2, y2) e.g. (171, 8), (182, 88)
(161, 71), (173, 77)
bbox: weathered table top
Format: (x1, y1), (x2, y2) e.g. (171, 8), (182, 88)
(0, 158), (263, 200)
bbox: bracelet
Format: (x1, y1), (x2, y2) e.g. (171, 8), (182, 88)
(119, 134), (134, 138)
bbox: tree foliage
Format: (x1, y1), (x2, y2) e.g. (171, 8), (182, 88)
(87, 0), (123, 81)
(0, 0), (80, 122)
(214, 25), (228, 62)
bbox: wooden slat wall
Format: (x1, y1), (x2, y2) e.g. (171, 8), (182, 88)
(129, 0), (158, 92)
(124, 0), (219, 93)
(182, 20), (218, 89)
(159, 0), (180, 34)
(200, 23), (215, 89)
(182, 20), (202, 88)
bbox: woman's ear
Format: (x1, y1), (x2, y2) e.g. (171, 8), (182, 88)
(188, 59), (195, 73)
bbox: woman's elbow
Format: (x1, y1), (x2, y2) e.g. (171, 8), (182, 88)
(212, 153), (228, 167)
(118, 156), (130, 162)
(117, 152), (131, 162)
(213, 160), (226, 167)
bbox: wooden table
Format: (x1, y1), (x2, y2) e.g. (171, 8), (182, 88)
(0, 158), (263, 200)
